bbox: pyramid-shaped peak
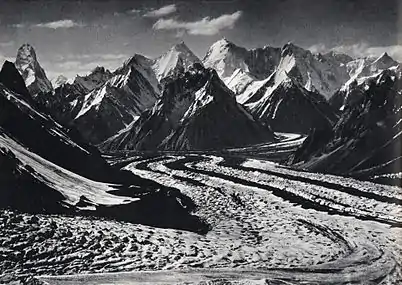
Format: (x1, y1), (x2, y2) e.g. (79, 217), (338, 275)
(0, 60), (32, 100)
(218, 37), (231, 44)
(171, 41), (192, 52)
(16, 43), (38, 63)
(203, 38), (240, 63)
(122, 53), (152, 68)
(380, 52), (390, 58)
(282, 42), (305, 53)
(163, 42), (199, 61)
(153, 41), (201, 81)
(374, 52), (395, 63)
(281, 43), (311, 61)
(211, 37), (235, 48)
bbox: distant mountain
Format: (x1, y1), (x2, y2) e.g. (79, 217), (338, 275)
(0, 61), (113, 181)
(71, 57), (160, 144)
(74, 66), (113, 91)
(203, 38), (281, 81)
(0, 60), (33, 104)
(204, 40), (350, 101)
(202, 40), (350, 134)
(40, 59), (159, 144)
(241, 70), (338, 134)
(152, 42), (202, 81)
(35, 42), (199, 145)
(0, 61), (207, 232)
(268, 43), (350, 100)
(14, 43), (53, 95)
(101, 64), (277, 151)
(51, 74), (69, 89)
(48, 66), (113, 121)
(203, 38), (281, 97)
(347, 52), (399, 83)
(330, 53), (400, 110)
(32, 43), (199, 145)
(15, 40), (400, 148)
(289, 68), (402, 184)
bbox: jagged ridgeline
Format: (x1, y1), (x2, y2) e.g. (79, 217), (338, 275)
(5, 40), (402, 182)
(289, 67), (402, 184)
(0, 59), (208, 232)
(100, 64), (277, 151)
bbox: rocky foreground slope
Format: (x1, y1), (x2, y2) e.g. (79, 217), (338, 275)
(0, 60), (207, 235)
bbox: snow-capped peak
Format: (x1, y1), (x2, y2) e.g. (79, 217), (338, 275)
(73, 66), (112, 92)
(171, 41), (192, 52)
(152, 42), (201, 81)
(274, 43), (351, 100)
(203, 38), (249, 79)
(14, 43), (53, 95)
(210, 37), (232, 49)
(342, 52), (399, 91)
(281, 42), (307, 57)
(372, 52), (398, 68)
(51, 75), (69, 89)
(15, 44), (37, 68)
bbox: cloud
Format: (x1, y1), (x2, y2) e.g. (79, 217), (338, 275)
(333, 43), (402, 62)
(114, 9), (141, 16)
(153, 11), (242, 36)
(34, 19), (84, 29)
(308, 43), (402, 62)
(11, 23), (25, 28)
(98, 54), (129, 60)
(58, 53), (129, 61)
(45, 52), (131, 81)
(129, 9), (142, 14)
(308, 43), (327, 54)
(0, 52), (12, 66)
(144, 4), (177, 18)
(0, 41), (14, 48)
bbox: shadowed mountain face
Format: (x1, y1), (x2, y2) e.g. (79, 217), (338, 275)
(205, 40), (351, 101)
(101, 64), (277, 152)
(0, 62), (119, 182)
(0, 137), (208, 233)
(0, 61), (208, 233)
(330, 54), (400, 111)
(160, 70), (278, 151)
(14, 43), (53, 95)
(39, 62), (159, 145)
(242, 72), (338, 134)
(203, 38), (281, 80)
(290, 69), (402, 184)
(153, 42), (202, 81)
(8, 41), (400, 148)
(0, 61), (33, 104)
(28, 43), (200, 145)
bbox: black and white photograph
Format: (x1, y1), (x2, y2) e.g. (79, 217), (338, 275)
(0, 0), (401, 284)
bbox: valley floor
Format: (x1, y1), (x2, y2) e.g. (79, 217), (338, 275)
(0, 150), (401, 284)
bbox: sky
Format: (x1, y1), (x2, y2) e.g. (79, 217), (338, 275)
(0, 0), (400, 80)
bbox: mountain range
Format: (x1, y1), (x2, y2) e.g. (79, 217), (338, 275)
(101, 64), (277, 151)
(289, 66), (402, 184)
(0, 59), (207, 232)
(1, 38), (401, 182)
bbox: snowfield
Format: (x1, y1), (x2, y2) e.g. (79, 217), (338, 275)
(8, 147), (395, 284)
(1, 134), (401, 284)
(0, 133), (134, 207)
